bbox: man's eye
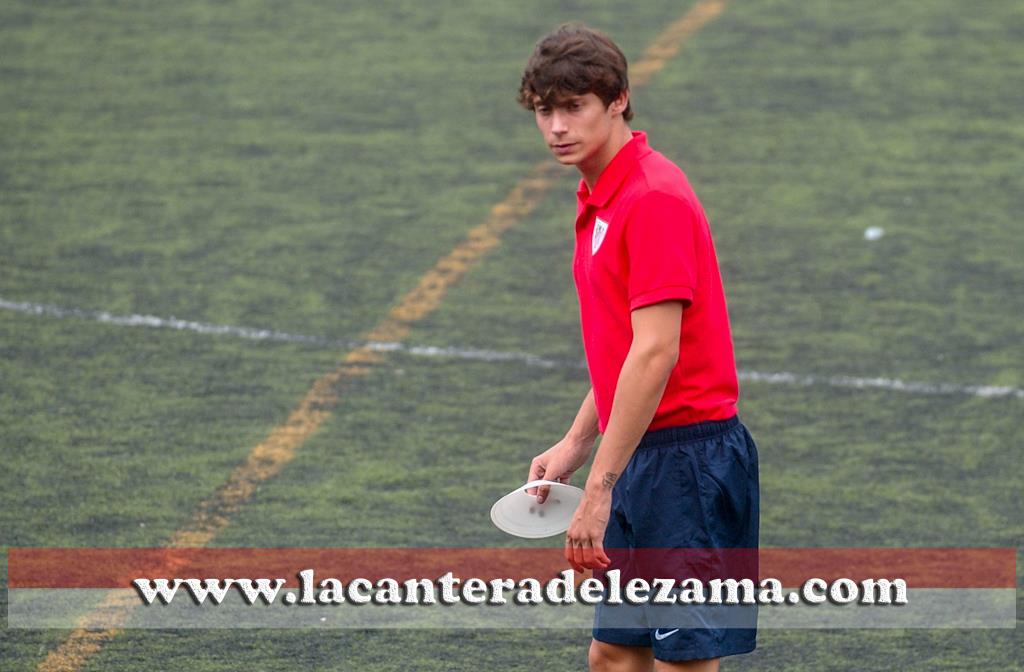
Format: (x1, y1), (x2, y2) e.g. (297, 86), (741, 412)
(537, 107), (551, 115)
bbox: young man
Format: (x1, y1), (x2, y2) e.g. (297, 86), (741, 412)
(518, 24), (759, 671)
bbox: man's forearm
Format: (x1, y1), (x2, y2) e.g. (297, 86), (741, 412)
(584, 347), (675, 495)
(565, 388), (600, 445)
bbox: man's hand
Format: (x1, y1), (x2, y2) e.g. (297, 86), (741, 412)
(527, 434), (593, 503)
(564, 490), (612, 571)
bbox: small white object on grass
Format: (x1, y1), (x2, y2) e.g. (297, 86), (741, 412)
(864, 226), (885, 241)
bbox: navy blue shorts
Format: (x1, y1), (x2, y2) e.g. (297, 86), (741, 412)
(592, 416), (760, 662)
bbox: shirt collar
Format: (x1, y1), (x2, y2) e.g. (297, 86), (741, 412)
(576, 130), (650, 208)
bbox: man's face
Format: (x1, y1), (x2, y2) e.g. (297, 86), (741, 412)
(533, 92), (625, 169)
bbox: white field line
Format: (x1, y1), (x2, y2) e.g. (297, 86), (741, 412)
(3, 296), (1022, 400)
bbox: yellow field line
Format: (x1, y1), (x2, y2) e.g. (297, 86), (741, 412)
(36, 2), (727, 669)
(630, 0), (724, 87)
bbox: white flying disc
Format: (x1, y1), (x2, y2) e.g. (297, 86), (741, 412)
(490, 479), (583, 539)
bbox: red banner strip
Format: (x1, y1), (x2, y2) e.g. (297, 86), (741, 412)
(8, 547), (1016, 589)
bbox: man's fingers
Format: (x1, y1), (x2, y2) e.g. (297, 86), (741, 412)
(565, 537), (583, 573)
(527, 462), (562, 501)
(565, 536), (581, 569)
(535, 463), (558, 502)
(580, 539), (596, 569)
(576, 539), (589, 570)
(593, 538), (611, 569)
(526, 462), (544, 495)
(581, 539), (610, 570)
(565, 535), (610, 571)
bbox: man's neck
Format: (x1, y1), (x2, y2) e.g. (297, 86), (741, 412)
(580, 124), (634, 191)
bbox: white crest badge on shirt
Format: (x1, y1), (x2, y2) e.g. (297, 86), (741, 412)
(592, 217), (609, 254)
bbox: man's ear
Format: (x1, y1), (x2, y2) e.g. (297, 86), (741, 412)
(609, 90), (630, 117)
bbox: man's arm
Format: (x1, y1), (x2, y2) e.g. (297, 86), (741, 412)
(528, 388), (600, 503)
(565, 300), (682, 571)
(566, 387), (601, 446)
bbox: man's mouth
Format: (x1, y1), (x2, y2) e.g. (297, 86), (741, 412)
(551, 142), (577, 155)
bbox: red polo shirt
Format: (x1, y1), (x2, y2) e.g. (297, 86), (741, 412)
(573, 131), (738, 432)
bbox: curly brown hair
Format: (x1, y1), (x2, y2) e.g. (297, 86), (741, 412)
(517, 23), (633, 122)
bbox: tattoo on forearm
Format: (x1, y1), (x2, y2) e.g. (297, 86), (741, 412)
(601, 472), (618, 490)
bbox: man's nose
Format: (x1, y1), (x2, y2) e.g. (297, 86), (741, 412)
(550, 110), (569, 134)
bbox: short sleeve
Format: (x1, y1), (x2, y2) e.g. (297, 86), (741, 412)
(624, 191), (699, 310)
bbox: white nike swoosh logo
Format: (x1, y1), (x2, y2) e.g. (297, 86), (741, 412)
(654, 628), (680, 641)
